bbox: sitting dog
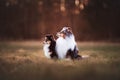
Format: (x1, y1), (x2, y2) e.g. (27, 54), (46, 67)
(43, 34), (58, 59)
(56, 27), (81, 60)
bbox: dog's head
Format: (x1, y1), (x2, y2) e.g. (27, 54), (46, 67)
(45, 34), (55, 42)
(57, 27), (73, 38)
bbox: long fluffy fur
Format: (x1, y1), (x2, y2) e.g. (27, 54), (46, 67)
(56, 27), (80, 59)
(43, 41), (51, 58)
(43, 34), (58, 59)
(43, 27), (81, 60)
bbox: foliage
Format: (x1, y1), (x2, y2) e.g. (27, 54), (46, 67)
(0, 0), (120, 41)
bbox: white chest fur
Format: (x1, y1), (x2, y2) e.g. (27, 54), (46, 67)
(56, 34), (76, 59)
(43, 43), (51, 58)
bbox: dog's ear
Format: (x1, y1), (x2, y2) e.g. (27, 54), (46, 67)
(50, 35), (56, 40)
(67, 27), (72, 33)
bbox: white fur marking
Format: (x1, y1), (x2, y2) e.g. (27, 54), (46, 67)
(43, 43), (51, 58)
(82, 55), (90, 59)
(56, 33), (77, 59)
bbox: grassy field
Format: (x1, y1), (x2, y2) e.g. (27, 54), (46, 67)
(0, 41), (120, 80)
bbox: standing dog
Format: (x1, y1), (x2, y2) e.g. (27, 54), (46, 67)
(56, 27), (81, 60)
(43, 34), (58, 59)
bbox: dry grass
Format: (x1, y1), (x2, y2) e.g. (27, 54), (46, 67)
(0, 41), (120, 80)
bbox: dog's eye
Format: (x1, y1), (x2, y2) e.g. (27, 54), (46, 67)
(68, 27), (71, 30)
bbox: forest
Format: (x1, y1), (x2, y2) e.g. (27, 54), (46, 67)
(0, 0), (120, 41)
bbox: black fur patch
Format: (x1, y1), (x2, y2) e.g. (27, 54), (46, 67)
(66, 46), (82, 60)
(45, 34), (58, 59)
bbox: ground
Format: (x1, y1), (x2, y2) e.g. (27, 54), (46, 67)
(0, 41), (120, 80)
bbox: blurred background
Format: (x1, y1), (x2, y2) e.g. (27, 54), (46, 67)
(0, 0), (120, 41)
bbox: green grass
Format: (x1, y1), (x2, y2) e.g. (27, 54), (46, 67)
(0, 41), (120, 80)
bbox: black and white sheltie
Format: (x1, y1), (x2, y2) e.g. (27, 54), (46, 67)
(43, 34), (58, 59)
(56, 27), (81, 59)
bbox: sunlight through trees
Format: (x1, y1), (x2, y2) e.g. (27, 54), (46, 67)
(0, 0), (120, 41)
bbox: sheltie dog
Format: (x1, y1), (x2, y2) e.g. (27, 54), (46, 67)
(43, 34), (58, 59)
(56, 27), (81, 60)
